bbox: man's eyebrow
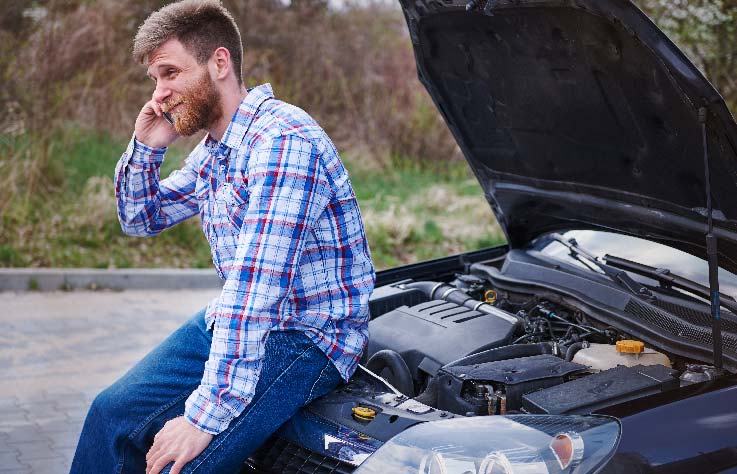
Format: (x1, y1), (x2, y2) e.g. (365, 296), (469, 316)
(147, 64), (179, 80)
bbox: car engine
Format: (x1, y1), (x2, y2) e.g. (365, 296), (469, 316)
(363, 275), (682, 418)
(247, 256), (725, 473)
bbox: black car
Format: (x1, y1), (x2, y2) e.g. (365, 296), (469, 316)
(245, 0), (737, 473)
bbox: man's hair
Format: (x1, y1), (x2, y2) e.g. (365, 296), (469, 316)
(133, 0), (243, 85)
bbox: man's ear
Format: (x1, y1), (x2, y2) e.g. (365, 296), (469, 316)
(210, 47), (231, 81)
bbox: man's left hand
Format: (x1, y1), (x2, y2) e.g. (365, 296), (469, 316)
(146, 416), (214, 474)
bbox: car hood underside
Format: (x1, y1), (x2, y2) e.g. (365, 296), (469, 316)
(400, 0), (737, 272)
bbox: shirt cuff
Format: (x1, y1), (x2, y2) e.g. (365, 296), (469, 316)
(129, 136), (167, 166)
(184, 390), (237, 435)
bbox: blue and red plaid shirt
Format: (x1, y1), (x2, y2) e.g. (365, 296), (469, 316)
(114, 83), (375, 434)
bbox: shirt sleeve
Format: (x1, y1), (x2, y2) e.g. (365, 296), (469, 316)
(114, 137), (199, 236)
(184, 134), (335, 434)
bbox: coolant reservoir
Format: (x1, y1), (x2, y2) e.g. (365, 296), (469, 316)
(572, 340), (671, 371)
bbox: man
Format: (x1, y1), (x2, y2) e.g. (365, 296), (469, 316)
(70, 1), (374, 472)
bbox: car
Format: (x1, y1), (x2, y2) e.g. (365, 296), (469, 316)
(243, 0), (737, 473)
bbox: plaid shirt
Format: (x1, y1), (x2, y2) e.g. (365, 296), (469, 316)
(114, 84), (375, 434)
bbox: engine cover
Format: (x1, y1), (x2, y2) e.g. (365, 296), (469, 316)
(367, 300), (517, 381)
(437, 354), (586, 415)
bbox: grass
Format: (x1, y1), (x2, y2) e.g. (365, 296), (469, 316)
(347, 154), (505, 267)
(0, 128), (505, 270)
(58, 128), (188, 190)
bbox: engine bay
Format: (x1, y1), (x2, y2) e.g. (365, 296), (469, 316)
(246, 248), (736, 471)
(365, 270), (701, 414)
(299, 251), (728, 446)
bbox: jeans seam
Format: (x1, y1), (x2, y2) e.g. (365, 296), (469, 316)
(186, 344), (320, 473)
(307, 360), (331, 402)
(127, 388), (193, 440)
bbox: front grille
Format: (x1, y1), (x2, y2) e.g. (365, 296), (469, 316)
(625, 299), (737, 355)
(247, 437), (355, 474)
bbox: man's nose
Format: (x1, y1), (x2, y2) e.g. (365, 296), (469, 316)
(152, 84), (172, 104)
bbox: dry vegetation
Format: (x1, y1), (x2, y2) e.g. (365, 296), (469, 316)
(0, 0), (473, 269)
(0, 0), (460, 163)
(0, 0), (735, 270)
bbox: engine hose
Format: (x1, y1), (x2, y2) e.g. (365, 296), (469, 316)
(404, 281), (519, 326)
(445, 342), (553, 368)
(565, 342), (584, 361)
(365, 350), (415, 397)
(404, 281), (473, 305)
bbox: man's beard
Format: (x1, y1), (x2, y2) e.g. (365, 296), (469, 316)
(163, 70), (223, 136)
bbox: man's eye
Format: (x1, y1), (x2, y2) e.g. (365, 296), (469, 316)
(167, 69), (178, 78)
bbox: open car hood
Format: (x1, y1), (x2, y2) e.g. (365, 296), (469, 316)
(399, 0), (737, 273)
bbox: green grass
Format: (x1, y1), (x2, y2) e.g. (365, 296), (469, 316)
(0, 128), (505, 270)
(58, 128), (191, 189)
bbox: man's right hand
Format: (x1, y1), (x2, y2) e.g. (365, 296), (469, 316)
(134, 100), (179, 149)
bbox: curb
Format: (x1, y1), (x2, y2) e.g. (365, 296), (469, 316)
(0, 268), (223, 292)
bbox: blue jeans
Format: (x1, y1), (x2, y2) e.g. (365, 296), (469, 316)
(70, 309), (343, 473)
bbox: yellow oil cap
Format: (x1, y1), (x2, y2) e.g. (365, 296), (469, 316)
(616, 340), (645, 354)
(352, 406), (376, 421)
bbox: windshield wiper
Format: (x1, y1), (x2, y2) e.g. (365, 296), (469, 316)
(603, 254), (737, 315)
(550, 234), (654, 299)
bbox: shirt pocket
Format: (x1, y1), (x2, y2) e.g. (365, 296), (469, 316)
(219, 183), (249, 231)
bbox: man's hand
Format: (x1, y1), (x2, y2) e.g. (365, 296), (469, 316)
(146, 416), (214, 474)
(135, 99), (180, 149)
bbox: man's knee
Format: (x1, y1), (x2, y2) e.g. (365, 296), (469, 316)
(87, 382), (130, 422)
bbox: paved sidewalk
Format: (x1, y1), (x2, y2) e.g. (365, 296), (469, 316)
(0, 289), (220, 474)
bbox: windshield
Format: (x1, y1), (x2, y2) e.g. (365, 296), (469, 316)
(536, 230), (737, 300)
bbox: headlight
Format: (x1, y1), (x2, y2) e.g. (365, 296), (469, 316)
(353, 415), (620, 474)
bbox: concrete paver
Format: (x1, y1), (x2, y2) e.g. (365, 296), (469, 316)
(0, 451), (27, 469)
(13, 440), (56, 461)
(0, 289), (220, 474)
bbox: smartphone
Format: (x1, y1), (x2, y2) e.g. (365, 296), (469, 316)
(163, 112), (174, 126)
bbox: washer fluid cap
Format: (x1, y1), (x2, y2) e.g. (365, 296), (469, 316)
(616, 340), (645, 354)
(352, 406), (376, 421)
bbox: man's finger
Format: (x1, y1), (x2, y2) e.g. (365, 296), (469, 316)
(146, 441), (156, 460)
(146, 440), (162, 464)
(146, 442), (166, 474)
(169, 459), (186, 474)
(149, 453), (174, 474)
(150, 100), (163, 117)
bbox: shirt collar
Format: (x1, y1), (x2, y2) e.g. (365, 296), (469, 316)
(205, 83), (275, 154)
